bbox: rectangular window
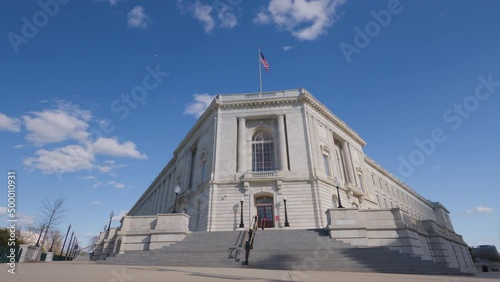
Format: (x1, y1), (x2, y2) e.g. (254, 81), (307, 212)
(358, 173), (365, 192)
(201, 161), (207, 183)
(323, 154), (331, 177)
(189, 148), (197, 189)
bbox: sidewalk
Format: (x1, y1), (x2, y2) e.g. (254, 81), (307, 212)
(2, 261), (499, 282)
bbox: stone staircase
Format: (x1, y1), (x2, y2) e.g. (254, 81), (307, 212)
(101, 230), (246, 267)
(249, 229), (464, 275)
(100, 229), (468, 275)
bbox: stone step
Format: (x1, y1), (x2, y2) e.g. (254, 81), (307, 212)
(99, 229), (467, 275)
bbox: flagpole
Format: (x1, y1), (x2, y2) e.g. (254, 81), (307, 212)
(258, 46), (262, 93)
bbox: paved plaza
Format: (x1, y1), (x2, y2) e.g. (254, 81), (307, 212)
(2, 262), (500, 282)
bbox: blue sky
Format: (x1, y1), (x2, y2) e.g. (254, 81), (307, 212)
(1, 0), (499, 249)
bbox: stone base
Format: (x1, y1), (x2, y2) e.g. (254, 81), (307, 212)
(326, 208), (476, 274)
(117, 213), (190, 254)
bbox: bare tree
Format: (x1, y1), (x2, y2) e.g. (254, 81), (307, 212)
(39, 195), (66, 250)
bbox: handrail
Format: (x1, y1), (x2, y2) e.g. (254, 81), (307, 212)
(243, 215), (259, 265)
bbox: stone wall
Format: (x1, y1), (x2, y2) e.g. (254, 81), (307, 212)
(326, 208), (476, 273)
(117, 213), (190, 254)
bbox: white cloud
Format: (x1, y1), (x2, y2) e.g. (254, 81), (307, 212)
(217, 4), (238, 29)
(24, 144), (95, 174)
(282, 45), (293, 51)
(18, 213), (35, 227)
(79, 175), (96, 180)
(128, 6), (151, 29)
(466, 206), (494, 214)
(92, 137), (147, 159)
(107, 181), (125, 189)
(14, 144), (24, 149)
(21, 101), (146, 175)
(254, 0), (347, 41)
(193, 2), (215, 33)
(0, 206), (7, 215)
(92, 181), (103, 189)
(91, 200), (102, 205)
(0, 113), (21, 132)
(23, 102), (91, 146)
(109, 0), (121, 5)
(184, 94), (215, 118)
(112, 210), (128, 221)
(179, 1), (238, 34)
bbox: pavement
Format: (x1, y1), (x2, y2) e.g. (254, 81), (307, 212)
(2, 261), (500, 282)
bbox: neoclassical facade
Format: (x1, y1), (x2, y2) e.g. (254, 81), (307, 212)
(96, 89), (474, 272)
(126, 88), (449, 230)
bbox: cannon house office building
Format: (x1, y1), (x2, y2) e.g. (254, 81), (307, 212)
(108, 89), (473, 272)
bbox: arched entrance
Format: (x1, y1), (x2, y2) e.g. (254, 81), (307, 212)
(255, 195), (274, 228)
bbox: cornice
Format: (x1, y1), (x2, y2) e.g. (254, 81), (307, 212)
(364, 156), (432, 208)
(299, 91), (366, 146)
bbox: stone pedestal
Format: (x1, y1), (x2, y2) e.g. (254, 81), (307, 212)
(118, 213), (190, 253)
(18, 245), (40, 263)
(45, 252), (54, 262)
(326, 208), (476, 273)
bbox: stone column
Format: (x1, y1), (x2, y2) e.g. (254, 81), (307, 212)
(237, 117), (246, 172)
(277, 114), (288, 170)
(342, 141), (356, 184)
(159, 180), (167, 213)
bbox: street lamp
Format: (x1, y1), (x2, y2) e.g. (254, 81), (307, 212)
(64, 231), (74, 260)
(239, 198), (244, 228)
(333, 177), (344, 208)
(59, 224), (71, 258)
(173, 185), (181, 213)
(283, 197), (290, 227)
(107, 211), (114, 232)
(35, 224), (45, 247)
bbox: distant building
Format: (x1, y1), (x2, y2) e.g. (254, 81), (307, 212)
(472, 245), (500, 261)
(94, 89), (476, 273)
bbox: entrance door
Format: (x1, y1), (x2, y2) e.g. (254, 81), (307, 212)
(257, 205), (274, 228)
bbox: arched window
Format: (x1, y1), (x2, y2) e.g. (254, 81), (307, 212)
(252, 132), (275, 172)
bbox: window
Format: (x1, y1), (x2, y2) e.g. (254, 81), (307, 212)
(201, 161), (207, 183)
(323, 154), (331, 177)
(252, 132), (275, 172)
(358, 173), (365, 192)
(188, 147), (197, 189)
(332, 196), (337, 208)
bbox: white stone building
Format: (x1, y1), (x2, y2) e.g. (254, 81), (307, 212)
(96, 89), (474, 273)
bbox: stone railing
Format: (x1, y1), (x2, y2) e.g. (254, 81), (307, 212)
(248, 171), (277, 178)
(218, 89), (301, 102)
(243, 171), (282, 182)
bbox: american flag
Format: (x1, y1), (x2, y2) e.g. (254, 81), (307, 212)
(260, 52), (269, 72)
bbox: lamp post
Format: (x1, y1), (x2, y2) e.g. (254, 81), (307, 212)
(173, 185), (181, 213)
(35, 224), (45, 247)
(64, 231), (74, 260)
(333, 177), (344, 208)
(59, 224), (71, 258)
(283, 197), (290, 227)
(239, 198), (245, 228)
(48, 236), (56, 252)
(107, 211), (114, 232)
